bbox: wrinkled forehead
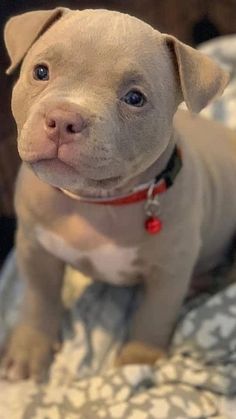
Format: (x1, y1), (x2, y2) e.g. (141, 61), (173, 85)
(49, 9), (157, 54)
(26, 10), (166, 85)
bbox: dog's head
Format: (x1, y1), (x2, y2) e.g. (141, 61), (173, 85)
(4, 8), (228, 196)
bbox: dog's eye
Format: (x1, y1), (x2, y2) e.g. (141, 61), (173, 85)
(33, 64), (49, 81)
(122, 90), (146, 107)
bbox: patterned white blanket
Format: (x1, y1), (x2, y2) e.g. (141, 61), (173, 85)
(0, 36), (236, 419)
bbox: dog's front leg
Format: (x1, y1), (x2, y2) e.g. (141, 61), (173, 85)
(116, 246), (200, 366)
(1, 225), (65, 381)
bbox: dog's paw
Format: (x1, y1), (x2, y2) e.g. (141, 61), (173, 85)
(1, 324), (59, 382)
(115, 341), (166, 367)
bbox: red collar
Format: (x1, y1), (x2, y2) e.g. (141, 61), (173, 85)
(61, 177), (168, 205)
(97, 179), (167, 205)
(60, 146), (182, 234)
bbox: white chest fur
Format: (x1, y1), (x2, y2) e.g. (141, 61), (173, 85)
(35, 225), (138, 285)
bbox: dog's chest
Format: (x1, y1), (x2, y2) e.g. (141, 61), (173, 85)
(35, 225), (139, 285)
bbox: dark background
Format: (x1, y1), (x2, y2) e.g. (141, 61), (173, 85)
(1, 0), (236, 265)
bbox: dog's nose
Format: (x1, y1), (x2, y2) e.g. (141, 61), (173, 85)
(45, 109), (86, 143)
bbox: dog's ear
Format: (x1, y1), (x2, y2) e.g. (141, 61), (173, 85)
(165, 35), (229, 113)
(4, 8), (69, 75)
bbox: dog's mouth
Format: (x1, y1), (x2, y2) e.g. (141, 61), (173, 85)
(30, 158), (123, 195)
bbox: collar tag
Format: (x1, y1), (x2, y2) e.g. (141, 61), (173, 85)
(144, 183), (163, 235)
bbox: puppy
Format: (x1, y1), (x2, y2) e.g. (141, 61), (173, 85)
(2, 7), (235, 381)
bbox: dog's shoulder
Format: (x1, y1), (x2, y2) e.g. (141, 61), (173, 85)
(174, 109), (236, 150)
